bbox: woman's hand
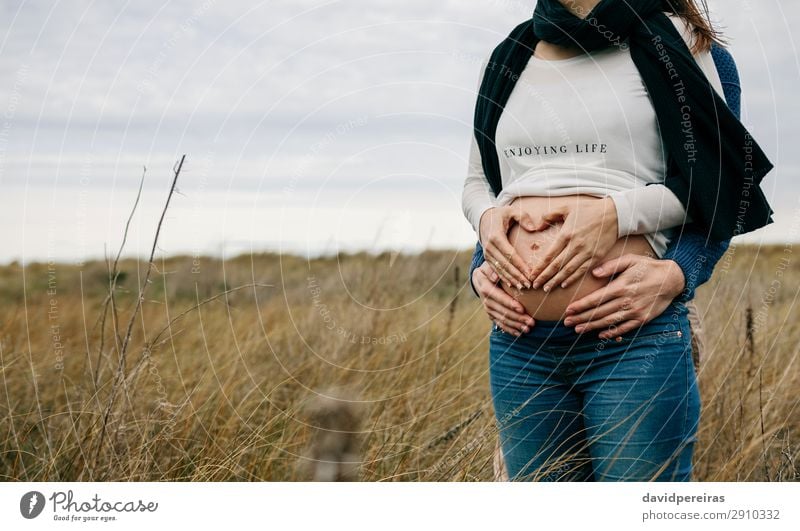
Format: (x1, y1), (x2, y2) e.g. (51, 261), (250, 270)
(529, 196), (619, 292)
(479, 206), (538, 290)
(472, 261), (535, 337)
(562, 254), (686, 339)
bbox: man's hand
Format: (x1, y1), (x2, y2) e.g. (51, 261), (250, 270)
(529, 197), (620, 292)
(479, 206), (538, 290)
(562, 254), (686, 339)
(473, 261), (535, 337)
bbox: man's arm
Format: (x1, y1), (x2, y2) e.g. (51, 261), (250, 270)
(662, 43), (740, 301)
(469, 242), (486, 297)
(662, 227), (731, 302)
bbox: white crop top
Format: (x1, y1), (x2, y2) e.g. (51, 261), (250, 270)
(462, 15), (725, 257)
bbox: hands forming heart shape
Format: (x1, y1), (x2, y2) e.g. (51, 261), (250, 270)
(478, 195), (620, 292)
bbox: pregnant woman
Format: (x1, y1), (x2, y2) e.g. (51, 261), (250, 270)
(473, 38), (744, 482)
(461, 0), (774, 481)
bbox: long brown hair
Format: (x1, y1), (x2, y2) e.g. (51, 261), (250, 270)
(663, 0), (724, 54)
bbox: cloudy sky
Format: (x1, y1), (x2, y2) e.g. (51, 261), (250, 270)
(1, 0), (798, 263)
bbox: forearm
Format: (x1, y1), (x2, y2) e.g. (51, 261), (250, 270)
(462, 136), (496, 237)
(663, 225), (730, 302)
(609, 184), (689, 236)
(462, 54), (496, 237)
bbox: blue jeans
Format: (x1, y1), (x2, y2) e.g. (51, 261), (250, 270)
(489, 300), (700, 481)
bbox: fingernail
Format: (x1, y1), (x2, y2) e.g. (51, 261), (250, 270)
(516, 283), (523, 290)
(575, 326), (584, 333)
(564, 319), (573, 326)
(531, 283), (539, 290)
(560, 282), (567, 288)
(543, 285), (550, 293)
(522, 326), (529, 333)
(524, 282), (531, 289)
(593, 267), (603, 275)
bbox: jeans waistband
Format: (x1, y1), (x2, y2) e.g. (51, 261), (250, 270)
(507, 300), (688, 343)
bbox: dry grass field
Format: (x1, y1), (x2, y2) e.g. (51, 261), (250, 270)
(1, 243), (798, 481)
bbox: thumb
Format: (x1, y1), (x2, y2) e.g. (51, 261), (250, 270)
(513, 212), (540, 232)
(541, 206), (568, 224)
(592, 254), (638, 278)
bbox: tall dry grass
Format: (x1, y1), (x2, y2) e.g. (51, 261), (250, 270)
(0, 242), (798, 481)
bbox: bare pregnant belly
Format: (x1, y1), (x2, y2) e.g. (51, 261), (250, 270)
(504, 195), (656, 321)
